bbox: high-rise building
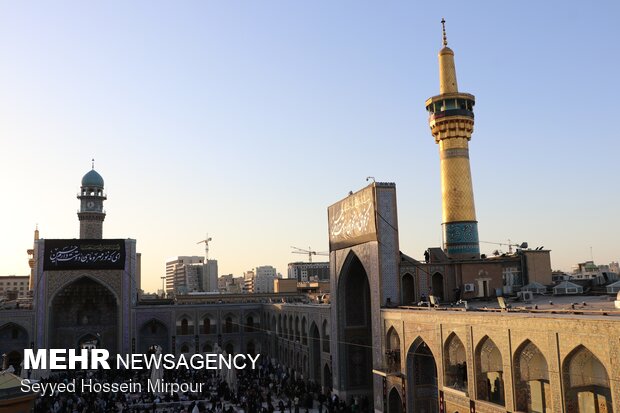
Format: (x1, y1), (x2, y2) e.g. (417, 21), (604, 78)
(425, 19), (479, 259)
(165, 256), (204, 294)
(288, 262), (330, 282)
(203, 259), (218, 292)
(0, 275), (29, 299)
(254, 266), (278, 293)
(243, 270), (255, 293)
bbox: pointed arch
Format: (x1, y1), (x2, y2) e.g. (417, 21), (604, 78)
(388, 387), (403, 413)
(309, 322), (321, 382)
(200, 313), (215, 335)
(336, 251), (372, 391)
(563, 345), (612, 412)
(244, 312), (259, 333)
(444, 332), (468, 393)
(402, 272), (416, 305)
(180, 342), (191, 354)
(138, 318), (169, 353)
(475, 336), (505, 406)
(406, 337), (438, 412)
(323, 363), (332, 390)
(386, 327), (401, 373)
(50, 276), (118, 353)
(176, 314), (194, 336)
(431, 272), (444, 302)
(514, 339), (551, 412)
(322, 319), (330, 352)
(301, 316), (308, 345)
(0, 323), (29, 371)
(222, 312), (238, 334)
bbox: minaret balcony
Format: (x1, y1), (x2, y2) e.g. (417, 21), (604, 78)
(428, 108), (474, 122)
(77, 192), (107, 200)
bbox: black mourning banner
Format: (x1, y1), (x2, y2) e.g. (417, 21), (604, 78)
(43, 239), (126, 270)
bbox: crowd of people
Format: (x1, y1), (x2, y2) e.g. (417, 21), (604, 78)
(30, 359), (371, 413)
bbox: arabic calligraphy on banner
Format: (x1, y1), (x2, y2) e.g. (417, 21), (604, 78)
(43, 239), (126, 270)
(328, 185), (377, 251)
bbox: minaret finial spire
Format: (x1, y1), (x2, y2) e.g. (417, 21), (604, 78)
(92, 158), (95, 169)
(441, 18), (448, 47)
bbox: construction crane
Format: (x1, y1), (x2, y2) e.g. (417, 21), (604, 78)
(480, 239), (528, 254)
(290, 246), (328, 263)
(197, 234), (213, 260)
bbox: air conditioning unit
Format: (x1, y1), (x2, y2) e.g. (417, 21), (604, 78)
(517, 291), (533, 302)
(464, 283), (475, 292)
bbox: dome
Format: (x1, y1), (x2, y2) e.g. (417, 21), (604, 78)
(81, 169), (104, 187)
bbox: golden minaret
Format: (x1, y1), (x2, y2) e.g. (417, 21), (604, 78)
(27, 224), (39, 289)
(426, 19), (480, 259)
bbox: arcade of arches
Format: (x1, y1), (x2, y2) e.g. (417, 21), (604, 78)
(379, 313), (618, 413)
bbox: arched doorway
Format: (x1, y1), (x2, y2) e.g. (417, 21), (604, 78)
(323, 364), (333, 390)
(51, 277), (118, 354)
(431, 272), (444, 302)
(322, 319), (330, 352)
(138, 319), (169, 353)
(201, 315), (214, 335)
(514, 340), (550, 412)
(301, 317), (308, 345)
(407, 338), (438, 413)
(337, 253), (373, 395)
(563, 346), (612, 412)
(475, 336), (505, 406)
(310, 322), (321, 383)
(402, 273), (415, 305)
(245, 313), (258, 333)
(388, 387), (403, 413)
(444, 333), (468, 393)
(0, 323), (28, 371)
(386, 327), (401, 373)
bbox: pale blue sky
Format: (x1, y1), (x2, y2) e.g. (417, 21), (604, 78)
(1, 1), (618, 292)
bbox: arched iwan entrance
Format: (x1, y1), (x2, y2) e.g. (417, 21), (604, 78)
(407, 338), (438, 413)
(563, 345), (612, 413)
(0, 323), (28, 372)
(337, 253), (373, 396)
(514, 340), (550, 412)
(138, 319), (169, 353)
(51, 277), (118, 354)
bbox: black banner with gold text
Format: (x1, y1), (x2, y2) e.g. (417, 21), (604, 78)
(43, 239), (126, 270)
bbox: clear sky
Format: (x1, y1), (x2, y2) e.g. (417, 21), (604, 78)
(1, 1), (618, 292)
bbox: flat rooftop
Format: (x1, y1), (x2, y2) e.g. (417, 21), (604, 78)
(397, 294), (620, 317)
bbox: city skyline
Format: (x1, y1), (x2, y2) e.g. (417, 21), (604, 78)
(1, 1), (619, 292)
